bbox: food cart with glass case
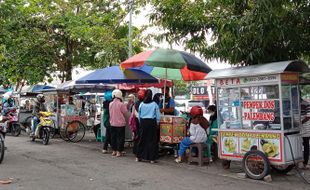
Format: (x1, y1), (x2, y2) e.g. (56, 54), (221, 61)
(206, 60), (310, 180)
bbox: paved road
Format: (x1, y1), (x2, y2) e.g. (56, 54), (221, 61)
(0, 135), (309, 190)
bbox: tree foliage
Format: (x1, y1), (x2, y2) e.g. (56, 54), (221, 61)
(150, 0), (310, 65)
(0, 0), (145, 87)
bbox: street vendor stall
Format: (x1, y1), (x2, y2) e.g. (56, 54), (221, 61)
(42, 82), (113, 142)
(120, 48), (212, 156)
(206, 60), (310, 180)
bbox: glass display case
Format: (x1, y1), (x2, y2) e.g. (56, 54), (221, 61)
(213, 72), (304, 165)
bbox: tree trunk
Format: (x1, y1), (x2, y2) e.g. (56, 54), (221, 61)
(65, 60), (72, 81)
(64, 37), (73, 81)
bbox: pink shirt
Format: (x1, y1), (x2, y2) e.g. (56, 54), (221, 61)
(109, 98), (128, 127)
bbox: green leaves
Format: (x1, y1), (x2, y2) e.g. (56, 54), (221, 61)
(0, 0), (146, 85)
(150, 0), (310, 65)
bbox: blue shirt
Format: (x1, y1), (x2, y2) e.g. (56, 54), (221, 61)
(159, 97), (176, 115)
(139, 102), (161, 123)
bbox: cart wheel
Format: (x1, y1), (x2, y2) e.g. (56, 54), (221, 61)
(0, 133), (5, 164)
(66, 121), (85, 143)
(242, 150), (270, 180)
(59, 127), (69, 141)
(222, 160), (231, 169)
(271, 164), (295, 174)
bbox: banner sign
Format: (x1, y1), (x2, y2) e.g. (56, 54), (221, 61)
(243, 100), (275, 121)
(219, 130), (283, 162)
(191, 86), (208, 95)
(217, 75), (279, 87)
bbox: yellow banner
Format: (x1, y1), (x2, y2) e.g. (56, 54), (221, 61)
(220, 131), (280, 139)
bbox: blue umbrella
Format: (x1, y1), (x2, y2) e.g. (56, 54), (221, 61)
(0, 87), (6, 94)
(27, 85), (55, 92)
(76, 66), (158, 84)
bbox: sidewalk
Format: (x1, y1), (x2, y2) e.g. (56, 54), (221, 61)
(60, 133), (310, 190)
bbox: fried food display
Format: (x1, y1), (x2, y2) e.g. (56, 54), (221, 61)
(262, 141), (279, 157)
(224, 138), (236, 153)
(241, 138), (251, 151)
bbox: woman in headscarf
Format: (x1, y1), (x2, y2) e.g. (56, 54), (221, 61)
(109, 89), (128, 157)
(131, 89), (145, 159)
(137, 89), (161, 163)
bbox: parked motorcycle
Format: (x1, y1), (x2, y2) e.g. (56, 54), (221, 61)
(0, 109), (21, 137)
(31, 112), (53, 145)
(0, 121), (6, 164)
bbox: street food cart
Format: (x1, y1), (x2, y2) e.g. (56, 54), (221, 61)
(43, 82), (113, 142)
(18, 92), (38, 133)
(206, 60), (310, 180)
(42, 89), (88, 141)
(159, 115), (187, 156)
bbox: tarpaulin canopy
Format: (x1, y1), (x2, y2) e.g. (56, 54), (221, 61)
(57, 80), (114, 92)
(76, 66), (158, 84)
(25, 85), (55, 92)
(0, 87), (6, 94)
(205, 60), (310, 79)
(117, 79), (173, 90)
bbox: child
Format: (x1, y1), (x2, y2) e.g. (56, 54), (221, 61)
(175, 106), (208, 163)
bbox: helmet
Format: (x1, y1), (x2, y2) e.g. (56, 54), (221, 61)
(2, 93), (10, 100)
(137, 89), (146, 101)
(104, 91), (113, 102)
(190, 106), (203, 118)
(112, 89), (123, 100)
(36, 94), (45, 102)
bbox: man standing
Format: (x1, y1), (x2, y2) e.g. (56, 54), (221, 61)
(159, 87), (175, 115)
(301, 98), (310, 169)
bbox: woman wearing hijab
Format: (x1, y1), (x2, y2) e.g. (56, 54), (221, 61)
(131, 89), (146, 159)
(109, 89), (128, 157)
(137, 89), (161, 163)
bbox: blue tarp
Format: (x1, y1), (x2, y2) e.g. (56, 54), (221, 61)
(28, 85), (55, 92)
(76, 66), (158, 84)
(0, 87), (6, 94)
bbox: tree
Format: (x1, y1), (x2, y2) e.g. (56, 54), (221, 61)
(173, 80), (190, 96)
(0, 1), (54, 90)
(0, 0), (145, 86)
(150, 0), (310, 65)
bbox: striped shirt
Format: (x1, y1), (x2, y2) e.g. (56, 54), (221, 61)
(301, 99), (310, 137)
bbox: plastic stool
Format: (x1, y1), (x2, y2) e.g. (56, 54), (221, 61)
(188, 143), (209, 166)
(96, 128), (104, 142)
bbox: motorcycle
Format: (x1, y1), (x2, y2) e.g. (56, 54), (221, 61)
(0, 109), (21, 137)
(31, 112), (53, 145)
(0, 121), (6, 164)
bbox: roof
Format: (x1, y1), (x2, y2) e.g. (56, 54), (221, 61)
(205, 60), (310, 79)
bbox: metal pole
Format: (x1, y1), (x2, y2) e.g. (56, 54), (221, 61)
(128, 0), (134, 58)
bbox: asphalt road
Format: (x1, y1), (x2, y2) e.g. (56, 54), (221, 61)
(0, 135), (309, 190)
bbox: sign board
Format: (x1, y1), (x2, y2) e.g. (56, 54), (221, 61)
(216, 75), (279, 87)
(281, 73), (299, 84)
(191, 86), (208, 95)
(219, 130), (283, 163)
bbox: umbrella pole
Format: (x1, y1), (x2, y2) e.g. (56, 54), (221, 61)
(162, 68), (168, 115)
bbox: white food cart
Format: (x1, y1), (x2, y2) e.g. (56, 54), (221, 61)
(206, 60), (310, 180)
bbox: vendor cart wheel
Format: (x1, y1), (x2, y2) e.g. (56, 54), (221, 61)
(0, 133), (5, 164)
(222, 160), (231, 169)
(242, 150), (270, 180)
(66, 121), (85, 143)
(271, 164), (294, 174)
(59, 127), (69, 141)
